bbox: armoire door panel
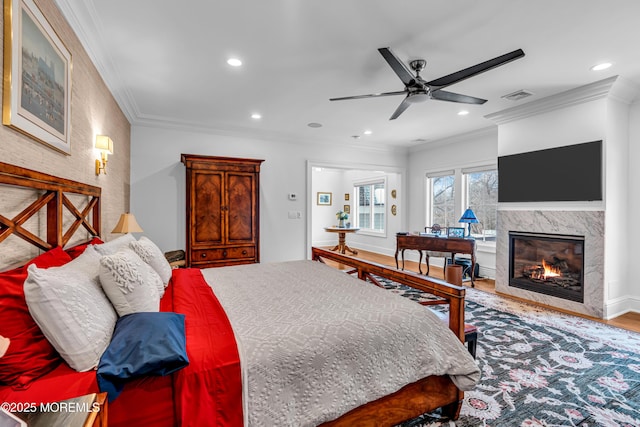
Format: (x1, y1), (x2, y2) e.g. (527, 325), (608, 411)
(193, 172), (224, 244)
(227, 173), (255, 242)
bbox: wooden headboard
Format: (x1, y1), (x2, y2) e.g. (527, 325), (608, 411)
(0, 161), (101, 259)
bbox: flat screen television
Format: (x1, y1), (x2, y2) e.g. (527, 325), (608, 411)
(498, 140), (602, 202)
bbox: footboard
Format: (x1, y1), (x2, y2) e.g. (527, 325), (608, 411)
(311, 247), (467, 343)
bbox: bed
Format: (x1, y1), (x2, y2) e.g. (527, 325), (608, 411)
(0, 161), (479, 426)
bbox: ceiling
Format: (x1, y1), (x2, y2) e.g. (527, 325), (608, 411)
(56, 0), (640, 150)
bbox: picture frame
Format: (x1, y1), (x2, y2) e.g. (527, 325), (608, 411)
(3, 0), (72, 154)
(344, 193), (350, 201)
(317, 192), (332, 206)
(447, 227), (466, 238)
(343, 205), (350, 214)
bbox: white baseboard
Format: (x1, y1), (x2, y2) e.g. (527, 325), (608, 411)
(604, 295), (640, 320)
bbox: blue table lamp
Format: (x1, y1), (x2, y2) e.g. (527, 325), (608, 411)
(459, 208), (478, 237)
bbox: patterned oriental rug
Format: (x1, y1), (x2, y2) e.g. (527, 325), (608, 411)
(376, 280), (640, 427)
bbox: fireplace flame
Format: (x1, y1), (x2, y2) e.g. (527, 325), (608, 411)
(541, 259), (561, 278)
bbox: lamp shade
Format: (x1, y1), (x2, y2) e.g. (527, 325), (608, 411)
(459, 208), (479, 224)
(95, 135), (114, 154)
(111, 213), (143, 234)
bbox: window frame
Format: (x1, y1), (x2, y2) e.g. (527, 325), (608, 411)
(425, 170), (456, 229)
(425, 164), (497, 250)
(462, 166), (498, 246)
(353, 177), (387, 237)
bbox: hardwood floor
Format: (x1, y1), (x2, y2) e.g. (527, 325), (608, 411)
(333, 248), (640, 334)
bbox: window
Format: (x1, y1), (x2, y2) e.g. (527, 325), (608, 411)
(425, 166), (498, 246)
(464, 168), (498, 242)
(354, 180), (385, 233)
(427, 172), (456, 227)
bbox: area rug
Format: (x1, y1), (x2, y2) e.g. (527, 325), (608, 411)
(378, 280), (640, 427)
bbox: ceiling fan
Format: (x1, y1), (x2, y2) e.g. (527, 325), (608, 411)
(330, 47), (525, 120)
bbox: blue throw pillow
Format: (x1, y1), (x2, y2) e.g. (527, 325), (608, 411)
(97, 312), (189, 401)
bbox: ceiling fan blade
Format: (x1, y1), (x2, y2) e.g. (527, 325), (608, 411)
(430, 90), (487, 104)
(426, 49), (525, 89)
(389, 97), (412, 120)
(329, 91), (406, 101)
(378, 47), (415, 86)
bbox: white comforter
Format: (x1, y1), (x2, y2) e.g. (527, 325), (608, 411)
(202, 260), (480, 427)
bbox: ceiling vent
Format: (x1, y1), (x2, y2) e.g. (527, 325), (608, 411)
(502, 89), (534, 101)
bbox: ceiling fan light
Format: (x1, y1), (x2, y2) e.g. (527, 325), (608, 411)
(406, 93), (429, 104)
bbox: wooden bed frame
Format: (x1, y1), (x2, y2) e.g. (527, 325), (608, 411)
(0, 161), (468, 426)
(312, 247), (467, 425)
(0, 161), (101, 254)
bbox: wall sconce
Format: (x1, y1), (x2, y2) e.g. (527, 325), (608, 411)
(95, 135), (114, 175)
(111, 212), (144, 234)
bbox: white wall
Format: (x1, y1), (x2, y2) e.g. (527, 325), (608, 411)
(624, 100), (640, 313)
(406, 127), (499, 278)
(130, 125), (408, 263)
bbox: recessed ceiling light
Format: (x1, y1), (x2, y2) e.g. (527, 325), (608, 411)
(351, 135), (361, 139)
(458, 110), (469, 116)
(227, 58), (242, 67)
(307, 122), (322, 128)
(590, 62), (612, 71)
(251, 113), (261, 119)
(364, 130), (372, 135)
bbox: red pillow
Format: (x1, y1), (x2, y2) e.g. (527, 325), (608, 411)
(0, 246), (72, 389)
(65, 237), (104, 259)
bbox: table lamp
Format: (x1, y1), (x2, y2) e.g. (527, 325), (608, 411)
(111, 213), (144, 234)
(458, 208), (478, 238)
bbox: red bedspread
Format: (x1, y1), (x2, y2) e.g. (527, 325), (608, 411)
(0, 268), (243, 427)
(171, 268), (244, 427)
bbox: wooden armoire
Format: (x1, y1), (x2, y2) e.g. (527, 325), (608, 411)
(181, 154), (264, 268)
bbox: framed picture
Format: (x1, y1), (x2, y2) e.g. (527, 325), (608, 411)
(317, 192), (332, 206)
(3, 0), (72, 154)
(344, 193), (350, 201)
(343, 205), (350, 214)
(447, 227), (466, 238)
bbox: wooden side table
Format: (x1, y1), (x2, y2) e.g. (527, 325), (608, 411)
(15, 392), (107, 427)
(324, 227), (360, 255)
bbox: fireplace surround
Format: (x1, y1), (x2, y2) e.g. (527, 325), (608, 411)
(508, 231), (584, 303)
(496, 210), (605, 318)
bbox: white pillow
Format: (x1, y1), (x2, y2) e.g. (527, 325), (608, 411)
(129, 236), (172, 287)
(99, 248), (161, 316)
(94, 233), (136, 256)
(24, 246), (117, 372)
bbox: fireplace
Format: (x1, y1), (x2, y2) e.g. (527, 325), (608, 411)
(508, 231), (584, 303)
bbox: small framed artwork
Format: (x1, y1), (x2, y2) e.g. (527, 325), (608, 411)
(344, 193), (350, 201)
(3, 0), (72, 154)
(343, 205), (350, 214)
(447, 227), (465, 238)
(317, 192), (332, 206)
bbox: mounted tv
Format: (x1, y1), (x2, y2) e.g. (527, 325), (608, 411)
(498, 140), (602, 202)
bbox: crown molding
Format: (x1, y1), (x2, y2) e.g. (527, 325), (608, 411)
(485, 76), (639, 125)
(409, 126), (497, 154)
(54, 0), (139, 122)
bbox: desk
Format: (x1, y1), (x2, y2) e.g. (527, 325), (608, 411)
(324, 227), (360, 255)
(395, 234), (476, 286)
